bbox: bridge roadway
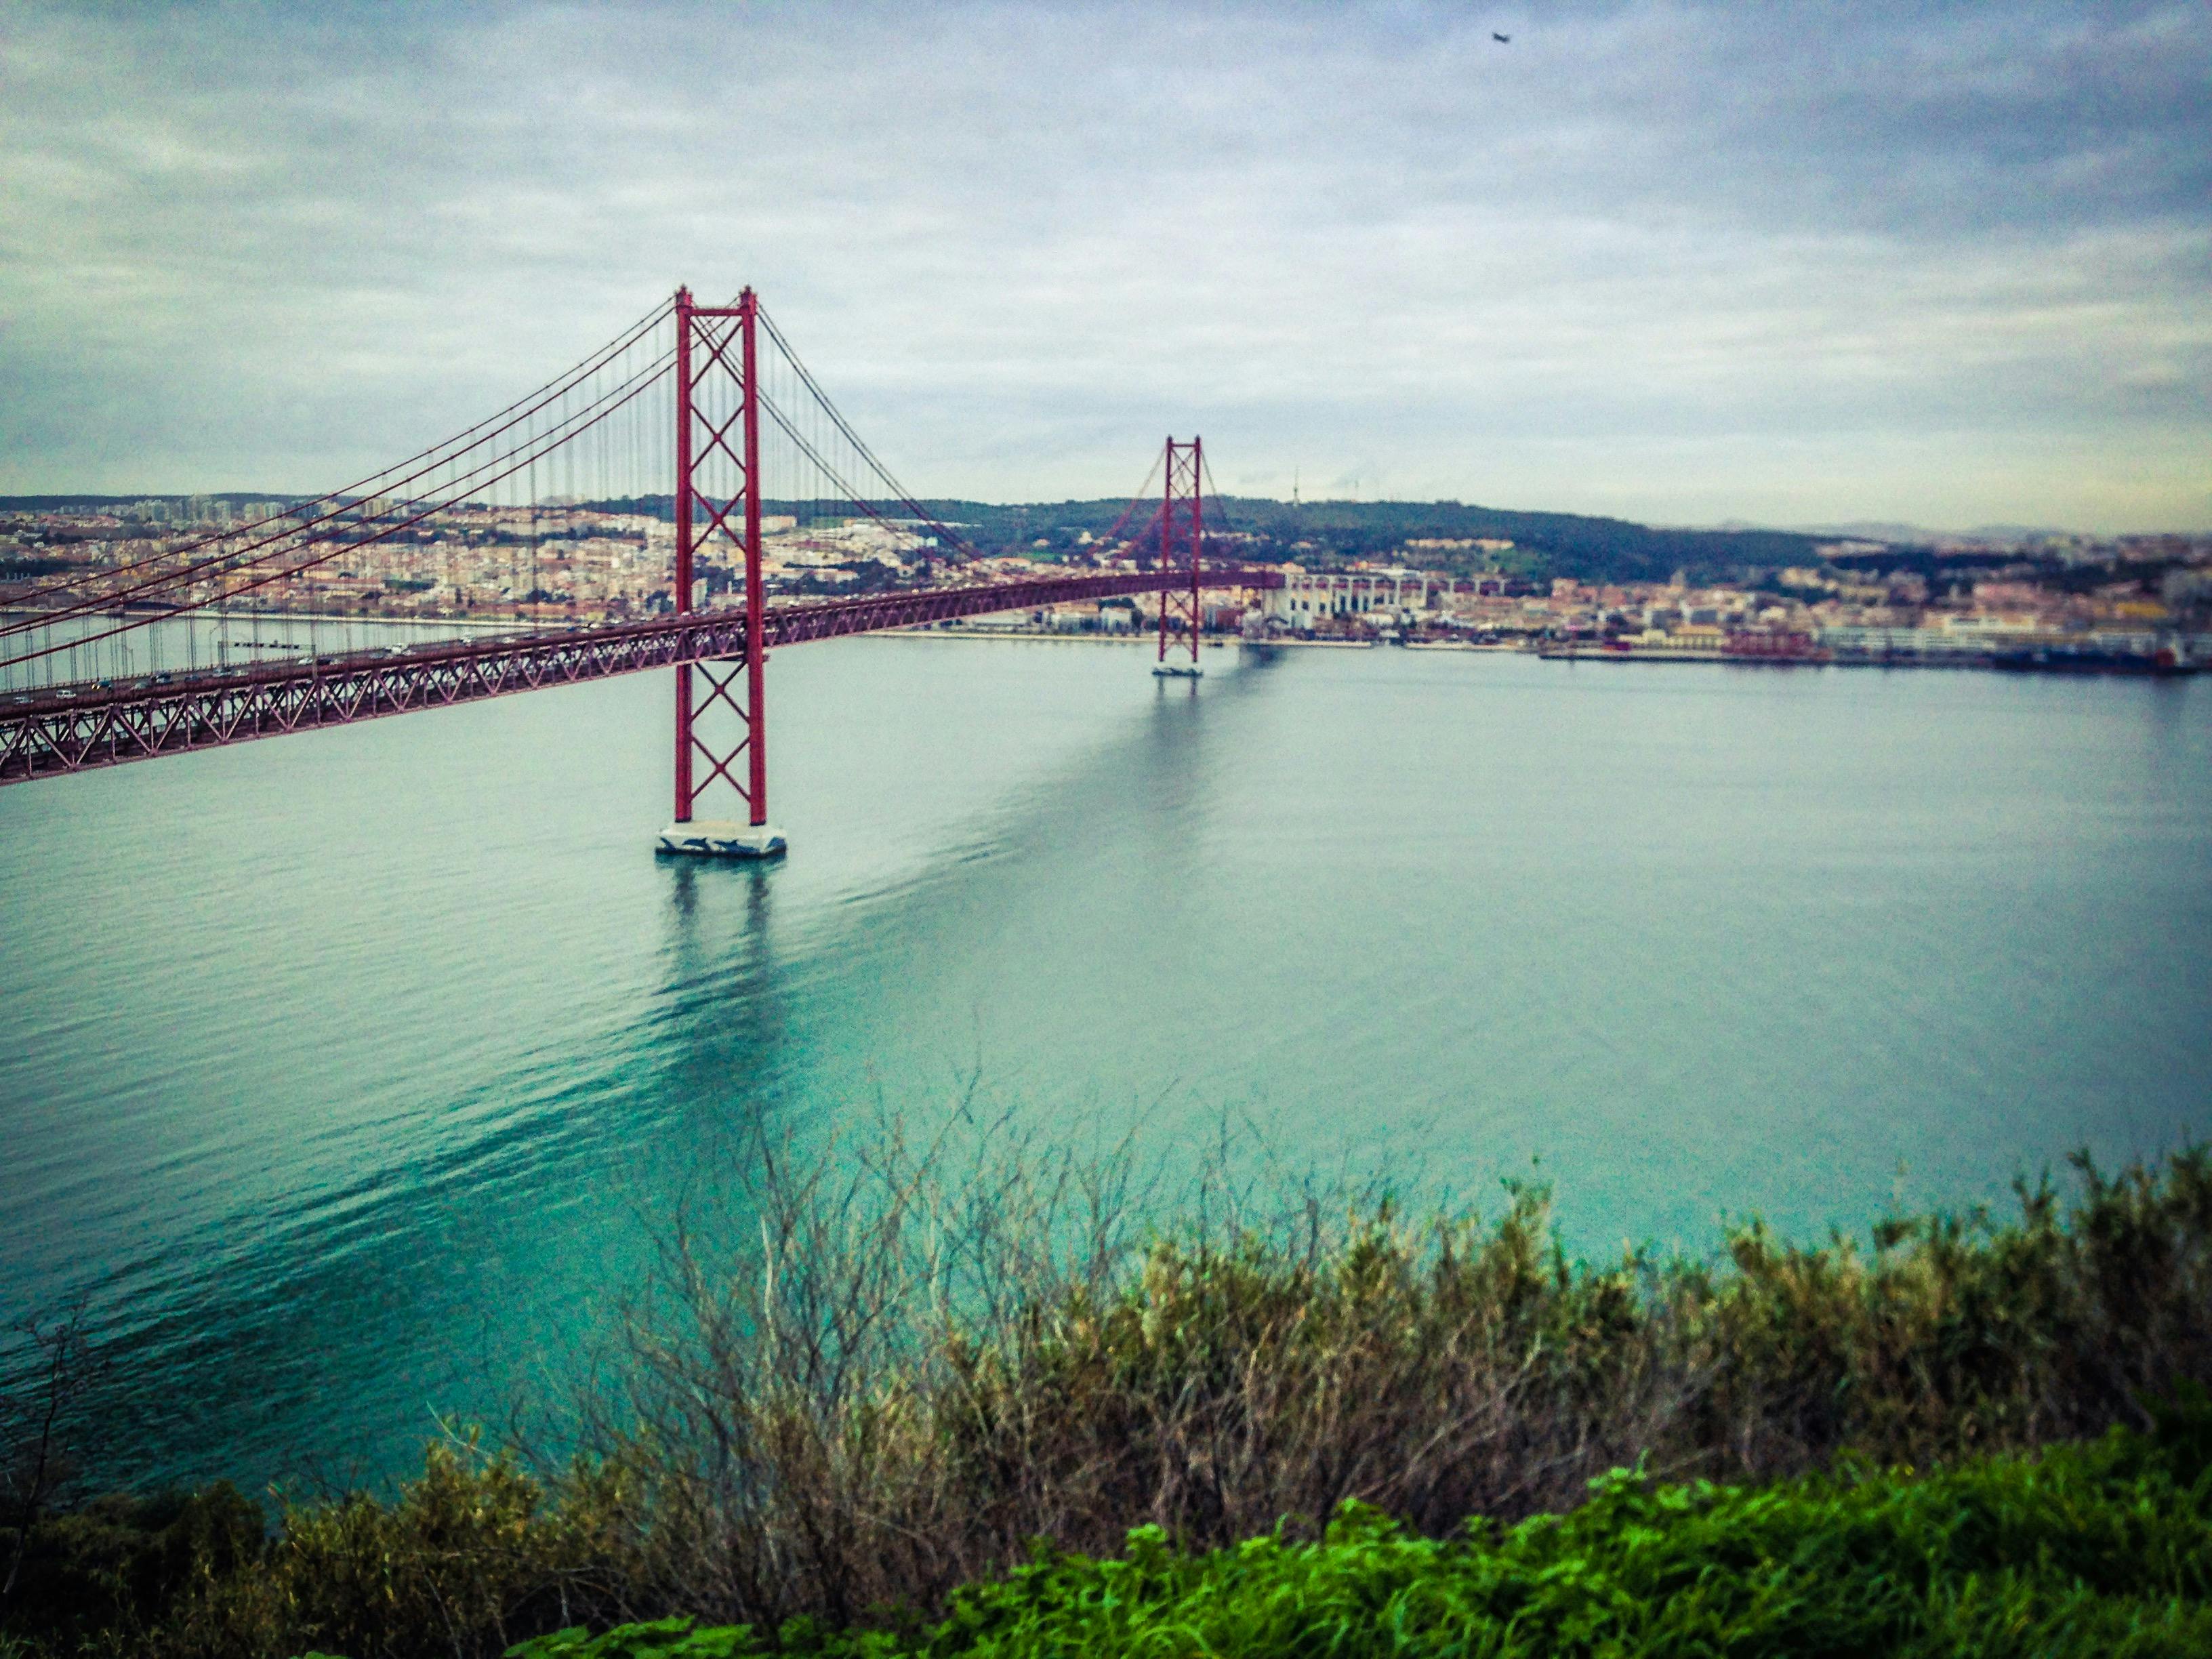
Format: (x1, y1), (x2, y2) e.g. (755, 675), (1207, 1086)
(0, 566), (1282, 785)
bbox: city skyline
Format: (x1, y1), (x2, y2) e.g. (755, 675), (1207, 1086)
(3, 1), (2207, 533)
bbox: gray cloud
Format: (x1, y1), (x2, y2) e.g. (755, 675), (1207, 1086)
(1, 0), (2206, 529)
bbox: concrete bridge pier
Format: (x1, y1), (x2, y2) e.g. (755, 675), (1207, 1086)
(655, 820), (787, 859)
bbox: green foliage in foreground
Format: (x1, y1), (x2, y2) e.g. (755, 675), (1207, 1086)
(5, 1140), (2212, 1656)
(512, 1395), (2212, 1659)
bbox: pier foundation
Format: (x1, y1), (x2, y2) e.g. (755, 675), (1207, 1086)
(655, 820), (787, 859)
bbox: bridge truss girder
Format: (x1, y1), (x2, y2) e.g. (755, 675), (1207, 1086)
(0, 569), (1284, 786)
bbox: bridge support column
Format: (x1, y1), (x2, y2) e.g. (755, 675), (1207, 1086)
(657, 283), (786, 859)
(1152, 435), (1204, 679)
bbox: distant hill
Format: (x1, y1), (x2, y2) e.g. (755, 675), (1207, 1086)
(901, 496), (1837, 586)
(1706, 518), (2076, 548)
(4, 491), (1844, 587)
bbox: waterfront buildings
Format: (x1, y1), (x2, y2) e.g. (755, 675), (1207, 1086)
(4, 497), (2205, 669)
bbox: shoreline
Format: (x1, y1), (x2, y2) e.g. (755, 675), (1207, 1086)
(868, 630), (1387, 651)
(13, 607), (2196, 676)
(868, 628), (1165, 646)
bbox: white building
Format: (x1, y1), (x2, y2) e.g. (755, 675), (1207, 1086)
(1263, 567), (1453, 630)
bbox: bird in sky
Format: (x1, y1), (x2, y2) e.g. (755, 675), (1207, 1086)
(1493, 31), (1511, 43)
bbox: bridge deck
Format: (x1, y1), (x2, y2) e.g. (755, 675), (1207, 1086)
(1, 567), (1280, 784)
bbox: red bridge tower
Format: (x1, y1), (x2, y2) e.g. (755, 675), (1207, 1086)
(657, 286), (787, 858)
(1153, 436), (1204, 678)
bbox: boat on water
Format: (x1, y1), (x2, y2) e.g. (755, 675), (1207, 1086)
(1537, 630), (1830, 666)
(1990, 642), (2203, 676)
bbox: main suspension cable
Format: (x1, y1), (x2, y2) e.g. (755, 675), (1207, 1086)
(3, 353), (676, 673)
(3, 298), (675, 617)
(4, 339), (678, 651)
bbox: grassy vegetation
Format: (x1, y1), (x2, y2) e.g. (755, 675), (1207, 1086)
(3, 1130), (2210, 1657)
(510, 1397), (2212, 1658)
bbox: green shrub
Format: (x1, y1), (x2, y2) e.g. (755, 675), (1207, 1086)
(579, 1135), (2212, 1631)
(5, 1136), (2212, 1657)
(0, 1439), (646, 1659)
(1, 1483), (263, 1645)
(512, 1391), (2212, 1658)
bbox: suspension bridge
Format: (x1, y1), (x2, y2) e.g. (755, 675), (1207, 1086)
(0, 288), (1282, 856)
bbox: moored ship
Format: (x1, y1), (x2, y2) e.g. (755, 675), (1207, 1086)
(1990, 640), (2203, 676)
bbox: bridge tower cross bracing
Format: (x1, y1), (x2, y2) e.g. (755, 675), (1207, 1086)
(659, 285), (786, 859)
(1153, 435), (1204, 679)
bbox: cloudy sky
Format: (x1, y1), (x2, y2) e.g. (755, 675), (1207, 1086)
(3, 1), (2207, 531)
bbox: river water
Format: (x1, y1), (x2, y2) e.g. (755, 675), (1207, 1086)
(3, 636), (2208, 1492)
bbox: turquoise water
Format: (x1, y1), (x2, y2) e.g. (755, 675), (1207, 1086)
(3, 638), (2208, 1491)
